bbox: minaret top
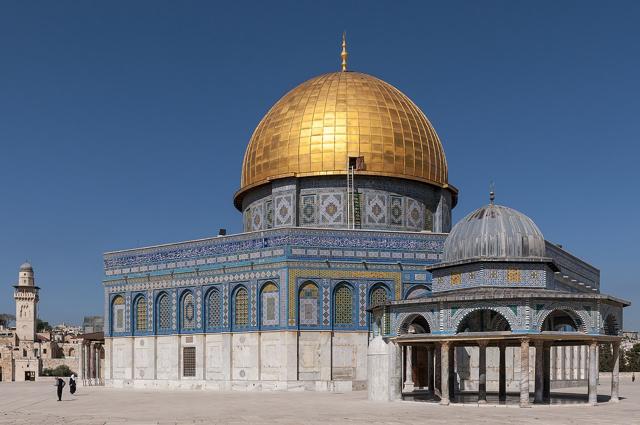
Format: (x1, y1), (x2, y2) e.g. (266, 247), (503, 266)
(340, 32), (348, 72)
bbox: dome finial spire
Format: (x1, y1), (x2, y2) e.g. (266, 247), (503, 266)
(489, 181), (495, 204)
(340, 32), (348, 72)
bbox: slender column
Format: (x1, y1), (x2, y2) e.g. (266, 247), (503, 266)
(448, 344), (455, 401)
(498, 344), (506, 401)
(543, 344), (551, 401)
(478, 342), (487, 403)
(427, 346), (434, 393)
(588, 341), (598, 405)
(89, 342), (95, 385)
(403, 346), (415, 392)
(440, 342), (450, 405)
(520, 338), (530, 407)
(435, 345), (442, 397)
(611, 342), (620, 402)
(534, 341), (544, 403)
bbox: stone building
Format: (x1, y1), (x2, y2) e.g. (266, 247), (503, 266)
(102, 38), (628, 404)
(0, 262), (85, 382)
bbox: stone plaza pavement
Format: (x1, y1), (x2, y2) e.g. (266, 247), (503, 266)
(1, 377), (639, 425)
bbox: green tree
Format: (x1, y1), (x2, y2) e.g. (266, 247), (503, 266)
(626, 343), (640, 372)
(599, 344), (613, 372)
(36, 318), (51, 332)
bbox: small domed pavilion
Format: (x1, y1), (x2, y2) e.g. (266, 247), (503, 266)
(369, 193), (629, 406)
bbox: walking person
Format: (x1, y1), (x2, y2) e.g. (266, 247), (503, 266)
(55, 377), (65, 401)
(69, 374), (77, 395)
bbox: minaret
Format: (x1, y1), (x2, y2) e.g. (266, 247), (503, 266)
(14, 262), (39, 342)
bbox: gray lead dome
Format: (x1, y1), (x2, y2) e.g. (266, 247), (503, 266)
(443, 203), (545, 262)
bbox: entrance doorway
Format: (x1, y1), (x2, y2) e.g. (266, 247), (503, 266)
(24, 371), (35, 381)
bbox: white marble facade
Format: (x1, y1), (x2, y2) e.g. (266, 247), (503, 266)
(105, 331), (367, 391)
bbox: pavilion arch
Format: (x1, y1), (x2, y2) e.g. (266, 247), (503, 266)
(453, 308), (514, 334)
(397, 312), (434, 335)
(404, 285), (430, 300)
(603, 313), (621, 336)
(538, 308), (588, 333)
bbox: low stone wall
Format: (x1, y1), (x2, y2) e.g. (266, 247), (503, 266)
(41, 357), (80, 374)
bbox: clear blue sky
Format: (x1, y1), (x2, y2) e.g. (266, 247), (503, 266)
(1, 1), (638, 329)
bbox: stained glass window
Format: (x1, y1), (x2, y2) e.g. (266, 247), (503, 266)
(261, 282), (279, 327)
(112, 295), (125, 333)
(334, 285), (353, 325)
(158, 293), (171, 330)
(234, 287), (248, 327)
(299, 282), (319, 326)
(207, 289), (221, 328)
(370, 287), (387, 308)
(182, 292), (195, 330)
(135, 296), (147, 331)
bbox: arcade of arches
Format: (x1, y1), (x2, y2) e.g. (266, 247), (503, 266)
(395, 309), (622, 406)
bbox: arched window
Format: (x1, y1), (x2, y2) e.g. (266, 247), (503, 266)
(299, 282), (319, 326)
(261, 282), (279, 327)
(181, 292), (195, 330)
(206, 289), (222, 329)
(370, 286), (388, 308)
(112, 295), (125, 333)
(234, 287), (249, 327)
(334, 284), (353, 326)
(135, 296), (147, 331)
(157, 293), (171, 331)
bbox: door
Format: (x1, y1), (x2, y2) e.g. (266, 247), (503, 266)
(25, 371), (35, 381)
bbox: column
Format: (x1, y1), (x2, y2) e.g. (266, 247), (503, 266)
(534, 341), (544, 403)
(448, 344), (455, 401)
(588, 341), (598, 405)
(427, 346), (434, 393)
(403, 346), (415, 392)
(543, 344), (551, 401)
(440, 342), (450, 405)
(520, 338), (530, 407)
(498, 344), (506, 401)
(89, 342), (95, 385)
(611, 342), (620, 402)
(478, 342), (487, 403)
(435, 345), (441, 397)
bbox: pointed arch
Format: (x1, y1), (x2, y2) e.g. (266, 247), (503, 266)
(156, 292), (171, 332)
(333, 282), (354, 327)
(180, 290), (196, 330)
(455, 309), (512, 333)
(133, 294), (147, 333)
(111, 295), (125, 334)
(538, 308), (588, 333)
(233, 286), (249, 328)
(205, 287), (222, 329)
(369, 283), (389, 308)
(260, 281), (279, 328)
(298, 280), (320, 327)
(397, 313), (433, 335)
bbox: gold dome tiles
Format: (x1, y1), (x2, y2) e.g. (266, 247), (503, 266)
(236, 71), (449, 205)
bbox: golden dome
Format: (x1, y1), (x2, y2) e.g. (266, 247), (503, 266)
(235, 71), (450, 206)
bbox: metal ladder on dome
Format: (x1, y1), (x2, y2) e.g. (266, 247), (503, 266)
(346, 159), (362, 229)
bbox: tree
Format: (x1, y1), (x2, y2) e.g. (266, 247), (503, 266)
(0, 313), (15, 327)
(36, 319), (51, 332)
(625, 343), (640, 372)
(599, 344), (613, 372)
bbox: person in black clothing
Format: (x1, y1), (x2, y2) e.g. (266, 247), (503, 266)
(55, 377), (65, 401)
(69, 374), (77, 395)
